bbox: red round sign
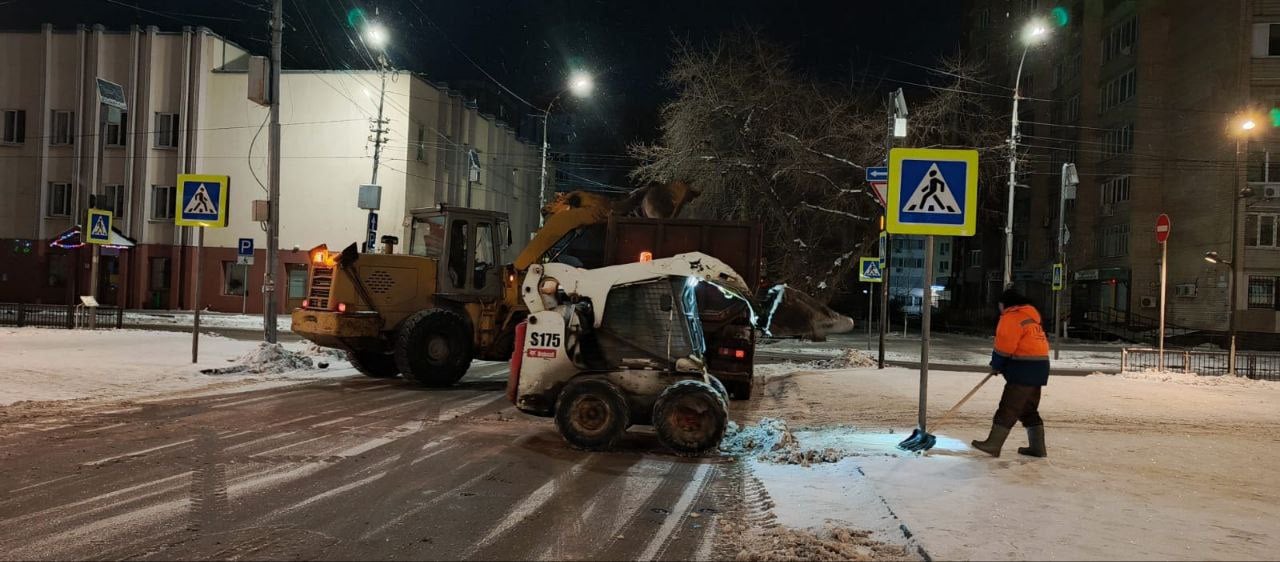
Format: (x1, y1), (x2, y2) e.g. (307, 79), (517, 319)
(1155, 214), (1171, 243)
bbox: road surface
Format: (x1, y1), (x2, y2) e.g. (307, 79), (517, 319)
(0, 364), (727, 560)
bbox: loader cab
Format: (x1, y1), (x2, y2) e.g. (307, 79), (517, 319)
(408, 206), (510, 299)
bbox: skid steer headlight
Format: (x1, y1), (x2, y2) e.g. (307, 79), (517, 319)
(539, 278), (560, 296)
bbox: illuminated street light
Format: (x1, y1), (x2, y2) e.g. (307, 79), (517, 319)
(365, 23), (388, 50)
(568, 71), (595, 98)
(1003, 19), (1051, 290)
(1204, 251), (1229, 265)
(1241, 119), (1257, 131)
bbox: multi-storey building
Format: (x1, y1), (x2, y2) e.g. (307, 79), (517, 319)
(963, 0), (1280, 338)
(0, 24), (544, 314)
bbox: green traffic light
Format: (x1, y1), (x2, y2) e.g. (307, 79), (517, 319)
(1270, 107), (1280, 127)
(346, 8), (366, 28)
(1051, 6), (1070, 27)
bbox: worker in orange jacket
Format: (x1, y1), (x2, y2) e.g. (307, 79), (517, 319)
(972, 289), (1050, 458)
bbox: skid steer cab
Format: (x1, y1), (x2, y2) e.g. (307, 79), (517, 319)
(507, 253), (756, 455)
(291, 205), (521, 386)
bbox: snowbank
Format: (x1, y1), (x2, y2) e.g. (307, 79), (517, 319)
(201, 343), (315, 375)
(0, 328), (349, 406)
(1112, 368), (1278, 387)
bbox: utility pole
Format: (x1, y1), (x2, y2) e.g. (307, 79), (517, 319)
(1055, 163), (1077, 360)
(264, 0), (282, 344)
(366, 61), (387, 250)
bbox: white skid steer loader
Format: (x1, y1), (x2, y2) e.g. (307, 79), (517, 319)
(506, 252), (758, 455)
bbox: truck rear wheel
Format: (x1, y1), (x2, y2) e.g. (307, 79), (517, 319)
(555, 378), (631, 451)
(653, 380), (728, 456)
(395, 308), (472, 387)
(347, 351), (399, 378)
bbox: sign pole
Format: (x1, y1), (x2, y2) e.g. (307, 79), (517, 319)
(879, 231), (889, 369)
(192, 227), (203, 364)
(918, 235), (934, 434)
(867, 285), (874, 350)
(1158, 239), (1167, 370)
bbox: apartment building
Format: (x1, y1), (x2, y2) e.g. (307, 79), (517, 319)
(0, 25), (543, 314)
(963, 0), (1280, 337)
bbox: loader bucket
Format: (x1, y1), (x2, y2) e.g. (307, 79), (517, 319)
(759, 284), (855, 341)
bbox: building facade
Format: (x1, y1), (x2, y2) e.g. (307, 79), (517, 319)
(963, 0), (1280, 337)
(0, 25), (543, 314)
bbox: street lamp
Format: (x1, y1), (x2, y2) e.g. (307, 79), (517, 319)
(1217, 114), (1262, 374)
(364, 23), (389, 50)
(539, 70), (594, 226)
(1003, 18), (1050, 290)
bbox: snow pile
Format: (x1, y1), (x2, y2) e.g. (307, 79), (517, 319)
(1112, 369), (1278, 387)
(730, 524), (912, 562)
(206, 343), (315, 375)
(303, 342), (347, 360)
(807, 348), (877, 369)
(722, 418), (843, 465)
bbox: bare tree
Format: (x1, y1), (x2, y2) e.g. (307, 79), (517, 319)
(630, 32), (1004, 299)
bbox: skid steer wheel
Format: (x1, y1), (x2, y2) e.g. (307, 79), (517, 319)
(395, 308), (473, 387)
(653, 380), (728, 456)
(554, 378), (631, 451)
(347, 351), (400, 378)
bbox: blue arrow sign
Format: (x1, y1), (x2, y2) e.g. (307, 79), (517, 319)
(867, 166), (888, 182)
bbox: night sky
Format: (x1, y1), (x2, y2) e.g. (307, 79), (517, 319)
(7, 0), (964, 182)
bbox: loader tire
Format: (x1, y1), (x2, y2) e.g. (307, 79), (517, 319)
(653, 380), (728, 456)
(706, 375), (729, 405)
(347, 351), (399, 378)
(395, 308), (472, 387)
(555, 378), (631, 451)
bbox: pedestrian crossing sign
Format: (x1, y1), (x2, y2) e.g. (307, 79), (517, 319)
(887, 148), (979, 236)
(176, 174), (230, 228)
(86, 209), (112, 245)
(858, 257), (883, 283)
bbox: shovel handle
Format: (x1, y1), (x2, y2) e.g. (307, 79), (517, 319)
(930, 372), (996, 432)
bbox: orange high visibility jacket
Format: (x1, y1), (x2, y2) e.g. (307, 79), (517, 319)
(990, 304), (1051, 386)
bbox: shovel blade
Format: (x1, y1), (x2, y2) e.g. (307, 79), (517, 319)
(896, 428), (937, 452)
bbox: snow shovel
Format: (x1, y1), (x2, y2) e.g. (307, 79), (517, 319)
(897, 372), (997, 452)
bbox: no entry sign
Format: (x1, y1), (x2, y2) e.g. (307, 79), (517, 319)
(1155, 214), (1171, 244)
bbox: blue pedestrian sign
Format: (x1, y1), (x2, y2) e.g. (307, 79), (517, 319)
(858, 257), (884, 283)
(175, 174), (230, 228)
(238, 238), (254, 256)
(86, 209), (112, 245)
(887, 148), (978, 237)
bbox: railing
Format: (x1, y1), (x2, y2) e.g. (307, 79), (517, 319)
(1121, 347), (1280, 381)
(1074, 307), (1197, 345)
(0, 303), (124, 330)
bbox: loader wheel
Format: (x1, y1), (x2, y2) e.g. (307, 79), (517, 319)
(347, 351), (399, 378)
(395, 308), (472, 387)
(555, 378), (631, 451)
(706, 375), (729, 405)
(653, 380), (728, 456)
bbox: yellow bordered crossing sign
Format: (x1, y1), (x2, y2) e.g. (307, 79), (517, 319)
(175, 174), (230, 228)
(887, 148), (979, 237)
(86, 209), (112, 245)
(858, 257), (884, 283)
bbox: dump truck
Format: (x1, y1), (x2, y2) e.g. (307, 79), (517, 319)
(291, 192), (769, 397)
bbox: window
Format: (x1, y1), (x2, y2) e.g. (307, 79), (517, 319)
(105, 112), (127, 147)
(98, 185), (127, 220)
(1013, 240), (1029, 266)
(2, 109), (25, 144)
(1101, 176), (1131, 205)
(1099, 69), (1136, 113)
(448, 220), (469, 289)
(47, 254), (70, 288)
(1103, 124), (1134, 157)
(1065, 96), (1080, 123)
(151, 185), (175, 220)
(1252, 23), (1280, 57)
(938, 259), (950, 274)
(154, 113), (179, 148)
(978, 8), (991, 29)
(939, 241), (951, 254)
(968, 249), (982, 268)
(222, 261), (248, 296)
(1246, 213), (1279, 248)
(1175, 283), (1197, 298)
(416, 124), (426, 161)
(474, 223), (494, 289)
(1102, 17), (1137, 63)
(51, 110), (74, 145)
(46, 182), (71, 217)
(1247, 276), (1277, 309)
(1099, 224), (1130, 257)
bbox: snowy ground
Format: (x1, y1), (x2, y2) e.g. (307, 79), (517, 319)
(0, 328), (343, 406)
(123, 310), (293, 331)
(726, 363), (1280, 560)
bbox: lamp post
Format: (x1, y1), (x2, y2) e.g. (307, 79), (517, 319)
(1207, 115), (1260, 376)
(1003, 20), (1049, 290)
(363, 22), (390, 252)
(539, 71), (593, 226)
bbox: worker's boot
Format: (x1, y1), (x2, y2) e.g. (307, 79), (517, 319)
(1017, 425), (1047, 457)
(971, 424), (1011, 457)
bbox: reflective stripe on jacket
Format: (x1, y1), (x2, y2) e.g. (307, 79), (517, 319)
(990, 304), (1051, 386)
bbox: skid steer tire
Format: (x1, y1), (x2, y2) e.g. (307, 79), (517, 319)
(347, 351), (400, 378)
(394, 308), (473, 387)
(653, 380), (728, 456)
(555, 378), (631, 451)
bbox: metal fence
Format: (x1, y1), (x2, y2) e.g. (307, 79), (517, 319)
(1122, 347), (1280, 381)
(0, 303), (124, 330)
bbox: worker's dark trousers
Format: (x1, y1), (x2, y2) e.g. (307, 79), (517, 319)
(993, 382), (1043, 429)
